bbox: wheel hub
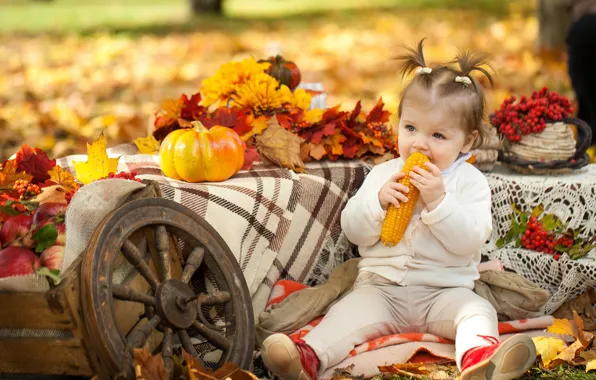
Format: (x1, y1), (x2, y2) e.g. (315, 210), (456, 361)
(155, 279), (198, 329)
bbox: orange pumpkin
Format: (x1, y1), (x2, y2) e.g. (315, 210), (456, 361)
(159, 121), (245, 183)
(259, 55), (301, 91)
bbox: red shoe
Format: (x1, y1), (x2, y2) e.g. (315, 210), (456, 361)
(261, 333), (320, 380)
(460, 334), (536, 380)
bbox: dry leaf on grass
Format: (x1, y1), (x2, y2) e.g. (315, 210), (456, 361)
(533, 336), (567, 367)
(378, 362), (457, 379)
(133, 347), (167, 380)
(553, 287), (595, 331)
(580, 351), (596, 372)
(256, 117), (305, 172)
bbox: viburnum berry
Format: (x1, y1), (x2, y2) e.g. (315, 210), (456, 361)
(491, 87), (573, 142)
(97, 171), (141, 182)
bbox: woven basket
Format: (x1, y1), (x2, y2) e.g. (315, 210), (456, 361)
(499, 117), (592, 174)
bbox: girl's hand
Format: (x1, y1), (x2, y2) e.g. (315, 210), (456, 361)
(409, 162), (445, 211)
(378, 172), (410, 210)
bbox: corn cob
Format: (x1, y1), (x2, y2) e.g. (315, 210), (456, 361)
(380, 152), (430, 246)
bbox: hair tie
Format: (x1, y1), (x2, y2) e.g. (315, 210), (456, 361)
(415, 67), (432, 75)
(455, 75), (472, 85)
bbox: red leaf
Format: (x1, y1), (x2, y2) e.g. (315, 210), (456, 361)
(242, 148), (260, 170)
(342, 137), (360, 158)
(15, 145), (56, 183)
(152, 120), (182, 141)
(202, 107), (239, 128)
(322, 123), (336, 137)
(348, 100), (362, 124)
(311, 130), (325, 144)
(180, 92), (207, 120)
(367, 97), (391, 124)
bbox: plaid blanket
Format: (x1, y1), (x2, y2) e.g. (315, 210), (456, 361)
(57, 143), (369, 313)
(264, 279), (556, 379)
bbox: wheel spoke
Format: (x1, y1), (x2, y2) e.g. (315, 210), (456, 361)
(162, 327), (174, 377)
(126, 315), (161, 348)
(121, 239), (159, 290)
(202, 291), (231, 306)
(180, 247), (204, 283)
(177, 329), (205, 366)
(192, 320), (231, 351)
(155, 225), (171, 281)
(112, 284), (156, 306)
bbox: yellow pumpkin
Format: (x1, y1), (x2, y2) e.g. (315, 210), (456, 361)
(159, 121), (245, 182)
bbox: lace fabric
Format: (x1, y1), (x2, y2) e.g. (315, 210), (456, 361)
(482, 165), (596, 314)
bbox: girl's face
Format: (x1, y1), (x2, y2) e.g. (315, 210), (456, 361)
(397, 94), (477, 171)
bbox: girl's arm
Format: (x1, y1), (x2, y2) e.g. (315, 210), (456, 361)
(420, 167), (493, 257)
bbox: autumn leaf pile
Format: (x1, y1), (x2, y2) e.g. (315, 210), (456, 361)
(150, 56), (398, 171)
(0, 7), (574, 163)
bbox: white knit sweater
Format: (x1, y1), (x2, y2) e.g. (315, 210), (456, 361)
(340, 154), (492, 289)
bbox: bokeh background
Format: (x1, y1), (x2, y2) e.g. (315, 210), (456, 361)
(0, 0), (571, 161)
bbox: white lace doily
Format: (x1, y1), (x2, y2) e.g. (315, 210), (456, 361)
(482, 165), (596, 314)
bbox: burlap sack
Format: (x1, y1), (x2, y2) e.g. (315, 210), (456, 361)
(474, 269), (550, 321)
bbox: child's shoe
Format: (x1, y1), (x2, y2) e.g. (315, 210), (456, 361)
(460, 334), (536, 380)
(261, 333), (320, 380)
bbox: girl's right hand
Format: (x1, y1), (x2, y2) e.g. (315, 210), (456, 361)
(378, 172), (409, 210)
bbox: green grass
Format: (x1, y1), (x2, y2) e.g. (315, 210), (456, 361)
(0, 0), (526, 34)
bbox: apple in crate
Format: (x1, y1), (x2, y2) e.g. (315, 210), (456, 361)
(0, 246), (41, 278)
(40, 245), (64, 271)
(0, 215), (34, 248)
(32, 202), (67, 225)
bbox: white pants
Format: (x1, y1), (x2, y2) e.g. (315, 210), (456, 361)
(303, 272), (498, 376)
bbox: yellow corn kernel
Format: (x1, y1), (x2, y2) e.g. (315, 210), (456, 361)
(380, 152), (430, 246)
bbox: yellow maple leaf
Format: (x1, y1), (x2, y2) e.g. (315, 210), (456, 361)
(533, 336), (566, 366)
(133, 135), (160, 154)
(547, 318), (576, 337)
(242, 115), (270, 141)
(0, 159), (33, 187)
(48, 166), (79, 192)
(72, 134), (120, 185)
(580, 351), (596, 372)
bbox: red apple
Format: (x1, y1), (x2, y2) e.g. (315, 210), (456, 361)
(40, 245), (64, 271)
(0, 246), (41, 278)
(55, 223), (66, 245)
(0, 215), (34, 247)
(32, 202), (67, 225)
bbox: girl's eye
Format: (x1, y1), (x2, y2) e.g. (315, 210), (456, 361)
(405, 125), (415, 132)
(433, 132), (445, 139)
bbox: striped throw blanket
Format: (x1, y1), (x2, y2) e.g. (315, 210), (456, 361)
(56, 143), (370, 313)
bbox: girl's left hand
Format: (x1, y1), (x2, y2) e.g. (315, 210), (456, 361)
(409, 162), (445, 211)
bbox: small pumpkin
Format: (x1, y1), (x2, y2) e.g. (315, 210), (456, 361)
(159, 121), (245, 183)
(259, 55), (302, 91)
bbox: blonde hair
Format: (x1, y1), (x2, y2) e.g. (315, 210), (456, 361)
(395, 39), (494, 149)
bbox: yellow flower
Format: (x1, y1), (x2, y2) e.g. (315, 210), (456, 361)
(231, 73), (289, 113)
(200, 57), (270, 107)
(290, 88), (313, 111)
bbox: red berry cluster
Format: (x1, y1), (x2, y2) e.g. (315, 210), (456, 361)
(521, 216), (575, 261)
(368, 122), (392, 139)
(12, 179), (41, 199)
(491, 87), (573, 142)
(98, 171), (141, 182)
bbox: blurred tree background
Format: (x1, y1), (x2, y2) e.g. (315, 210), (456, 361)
(0, 0), (571, 160)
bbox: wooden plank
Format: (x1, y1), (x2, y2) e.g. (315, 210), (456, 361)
(0, 339), (92, 376)
(0, 292), (74, 329)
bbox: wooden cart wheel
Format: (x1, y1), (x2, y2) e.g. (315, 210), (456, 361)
(81, 197), (254, 379)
